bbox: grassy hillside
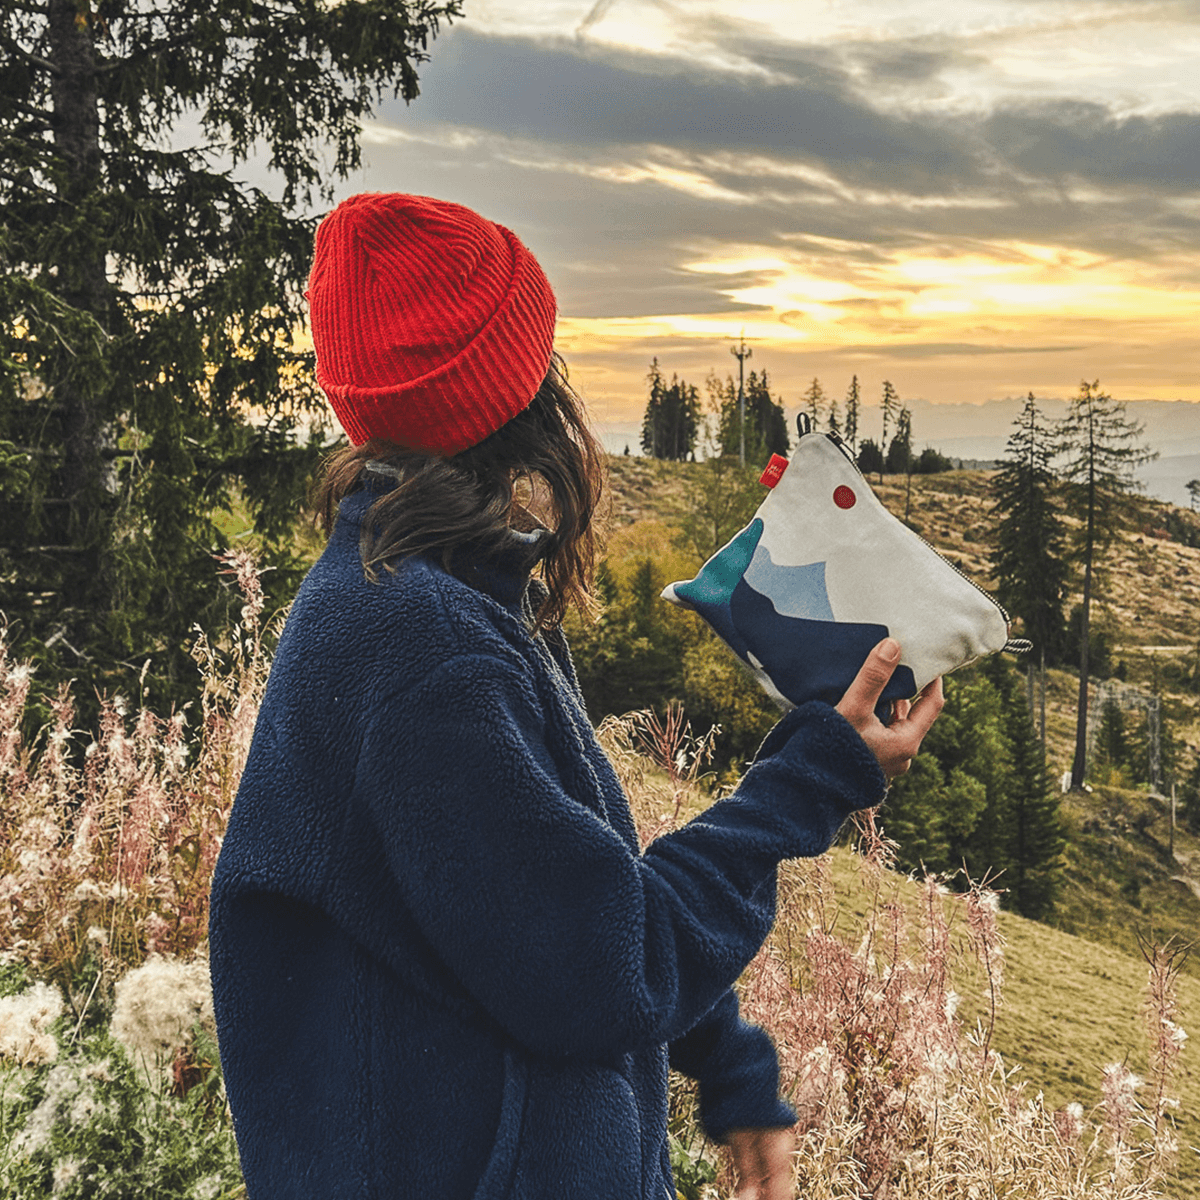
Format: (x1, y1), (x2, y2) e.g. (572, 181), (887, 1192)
(820, 847), (1200, 1198)
(602, 454), (1200, 979)
(634, 734), (1200, 1197)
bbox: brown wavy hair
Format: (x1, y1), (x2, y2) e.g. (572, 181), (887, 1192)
(314, 354), (607, 629)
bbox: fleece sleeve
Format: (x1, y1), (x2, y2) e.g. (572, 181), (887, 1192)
(360, 652), (885, 1062)
(668, 989), (795, 1143)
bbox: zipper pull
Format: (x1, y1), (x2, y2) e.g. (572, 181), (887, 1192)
(824, 428), (864, 474)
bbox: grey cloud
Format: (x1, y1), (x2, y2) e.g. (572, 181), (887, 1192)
(986, 102), (1200, 188)
(832, 342), (1091, 360)
(742, 31), (986, 88)
(851, 45), (966, 82)
(361, 22), (1200, 320)
(357, 134), (787, 315)
(388, 28), (980, 192)
(396, 24), (1200, 209)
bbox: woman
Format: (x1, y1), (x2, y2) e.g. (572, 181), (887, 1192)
(208, 192), (943, 1200)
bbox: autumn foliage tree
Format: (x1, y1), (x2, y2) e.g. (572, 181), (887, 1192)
(0, 0), (459, 709)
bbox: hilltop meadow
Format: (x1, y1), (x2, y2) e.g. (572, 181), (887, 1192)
(597, 454), (1200, 1193)
(600, 454), (1200, 963)
(1, 454), (1198, 1198)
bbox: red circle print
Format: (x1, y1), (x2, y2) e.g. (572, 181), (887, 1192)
(833, 485), (857, 509)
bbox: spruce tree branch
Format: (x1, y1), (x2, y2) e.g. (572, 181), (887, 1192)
(0, 33), (60, 76)
(0, 166), (59, 199)
(6, 97), (49, 119)
(5, 98), (53, 130)
(95, 32), (200, 72)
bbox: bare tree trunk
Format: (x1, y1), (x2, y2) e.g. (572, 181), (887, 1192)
(1070, 471), (1097, 789)
(44, 0), (114, 650)
(48, 0), (109, 518)
(1039, 645), (1047, 747)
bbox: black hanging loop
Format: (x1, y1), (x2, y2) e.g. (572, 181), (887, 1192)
(796, 412), (812, 438)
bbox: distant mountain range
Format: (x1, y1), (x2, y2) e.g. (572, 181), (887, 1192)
(596, 398), (1200, 510)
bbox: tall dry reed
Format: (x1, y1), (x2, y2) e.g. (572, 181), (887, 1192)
(0, 550), (270, 991)
(600, 709), (1186, 1200)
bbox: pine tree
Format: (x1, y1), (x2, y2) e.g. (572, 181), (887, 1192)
(641, 360), (666, 458)
(566, 556), (686, 719)
(1179, 754), (1200, 833)
(715, 369), (788, 461)
(1093, 697), (1130, 780)
(843, 375), (860, 456)
(884, 659), (1062, 917)
(885, 406), (912, 474)
(1059, 381), (1156, 789)
(879, 380), (900, 482)
(856, 438), (884, 476)
(642, 361), (700, 460)
(802, 377), (826, 429)
(915, 446), (953, 474)
(0, 0), (460, 711)
(826, 397), (841, 436)
(990, 394), (1069, 668)
(981, 656), (1062, 919)
(990, 392), (1070, 749)
(883, 673), (989, 878)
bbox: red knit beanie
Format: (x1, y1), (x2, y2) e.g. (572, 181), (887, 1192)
(306, 193), (558, 455)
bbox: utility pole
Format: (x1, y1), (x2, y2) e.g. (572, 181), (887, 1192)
(1170, 780), (1177, 857)
(731, 333), (752, 467)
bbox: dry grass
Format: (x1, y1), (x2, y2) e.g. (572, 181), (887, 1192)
(600, 711), (1195, 1199)
(600, 456), (1200, 973)
(3, 484), (1198, 1197)
(0, 550), (267, 990)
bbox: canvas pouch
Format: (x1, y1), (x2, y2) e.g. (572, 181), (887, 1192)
(662, 423), (1026, 713)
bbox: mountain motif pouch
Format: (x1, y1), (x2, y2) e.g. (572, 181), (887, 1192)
(662, 422), (1022, 714)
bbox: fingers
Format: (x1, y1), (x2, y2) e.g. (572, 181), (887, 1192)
(729, 1128), (795, 1200)
(904, 675), (944, 740)
(837, 637), (901, 729)
(873, 677), (943, 778)
(835, 641), (945, 779)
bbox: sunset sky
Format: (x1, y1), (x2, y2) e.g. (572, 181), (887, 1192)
(344, 0), (1200, 440)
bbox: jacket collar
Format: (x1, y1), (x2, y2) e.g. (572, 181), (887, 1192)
(335, 481), (549, 611)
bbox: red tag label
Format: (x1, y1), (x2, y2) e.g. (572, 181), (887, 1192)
(759, 454), (789, 488)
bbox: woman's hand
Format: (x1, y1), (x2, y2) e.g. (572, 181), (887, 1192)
(836, 637), (943, 780)
(727, 1126), (795, 1200)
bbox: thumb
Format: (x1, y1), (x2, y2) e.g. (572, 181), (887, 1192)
(838, 638), (901, 726)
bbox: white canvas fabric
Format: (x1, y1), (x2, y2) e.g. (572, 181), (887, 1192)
(662, 430), (1013, 712)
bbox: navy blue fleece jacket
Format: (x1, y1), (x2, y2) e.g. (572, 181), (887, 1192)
(208, 485), (887, 1200)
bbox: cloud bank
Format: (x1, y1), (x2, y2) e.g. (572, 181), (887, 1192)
(351, 1), (1200, 415)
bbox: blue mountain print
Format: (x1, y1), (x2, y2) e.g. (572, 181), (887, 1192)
(744, 542), (834, 622)
(672, 518), (917, 715)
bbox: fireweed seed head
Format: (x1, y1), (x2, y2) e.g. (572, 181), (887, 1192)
(52, 1158), (81, 1193)
(0, 981), (63, 1066)
(110, 955), (215, 1083)
(1101, 1063), (1142, 1144)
